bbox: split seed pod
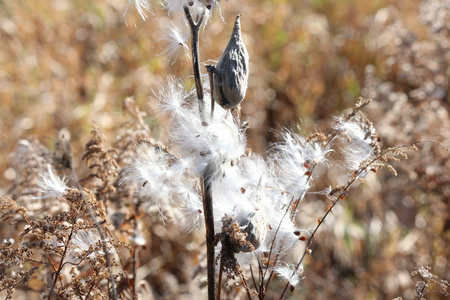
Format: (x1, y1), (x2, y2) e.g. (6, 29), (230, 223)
(212, 15), (249, 109)
(234, 177), (267, 253)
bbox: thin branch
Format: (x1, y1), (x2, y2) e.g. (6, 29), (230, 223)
(24, 258), (51, 266)
(206, 65), (216, 121)
(418, 277), (429, 300)
(258, 258), (264, 299)
(216, 246), (224, 300)
(278, 281), (289, 300)
(278, 142), (421, 299)
(240, 273), (253, 300)
(132, 219), (138, 300)
(262, 195), (295, 280)
(84, 281), (96, 300)
(47, 216), (76, 300)
(249, 265), (257, 296)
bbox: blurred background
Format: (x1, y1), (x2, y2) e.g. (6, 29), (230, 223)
(0, 0), (448, 299)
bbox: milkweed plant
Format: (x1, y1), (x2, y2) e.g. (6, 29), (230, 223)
(0, 1), (429, 300)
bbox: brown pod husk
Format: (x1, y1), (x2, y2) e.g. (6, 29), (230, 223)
(213, 15), (249, 109)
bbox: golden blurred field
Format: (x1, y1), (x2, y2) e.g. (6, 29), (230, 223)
(0, 0), (448, 299)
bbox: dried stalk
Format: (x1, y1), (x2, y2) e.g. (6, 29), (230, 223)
(216, 245), (224, 300)
(202, 170), (216, 300)
(184, 5), (207, 126)
(184, 5), (215, 299)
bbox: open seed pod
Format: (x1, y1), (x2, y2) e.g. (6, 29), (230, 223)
(234, 177), (267, 253)
(235, 210), (267, 252)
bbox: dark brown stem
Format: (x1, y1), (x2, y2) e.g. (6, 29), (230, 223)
(132, 219), (138, 300)
(216, 246), (224, 300)
(47, 219), (76, 300)
(184, 5), (215, 299)
(418, 278), (428, 300)
(258, 258), (265, 299)
(278, 282), (289, 300)
(202, 170), (216, 300)
(240, 273), (253, 300)
(206, 65), (216, 121)
(184, 6), (207, 126)
(249, 265), (258, 296)
(84, 282), (96, 300)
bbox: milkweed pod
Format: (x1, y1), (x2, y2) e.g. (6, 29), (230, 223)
(213, 15), (249, 109)
(234, 177), (267, 253)
(235, 210), (267, 252)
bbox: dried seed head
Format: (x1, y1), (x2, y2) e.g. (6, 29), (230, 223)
(213, 15), (249, 109)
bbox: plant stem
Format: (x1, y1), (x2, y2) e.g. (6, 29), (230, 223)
(184, 5), (215, 299)
(249, 265), (257, 296)
(132, 219), (138, 300)
(184, 6), (207, 126)
(206, 65), (216, 121)
(418, 278), (428, 300)
(202, 170), (216, 300)
(216, 246), (224, 300)
(47, 218), (76, 300)
(241, 273), (253, 300)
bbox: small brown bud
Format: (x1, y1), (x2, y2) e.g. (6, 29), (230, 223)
(212, 15), (249, 109)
